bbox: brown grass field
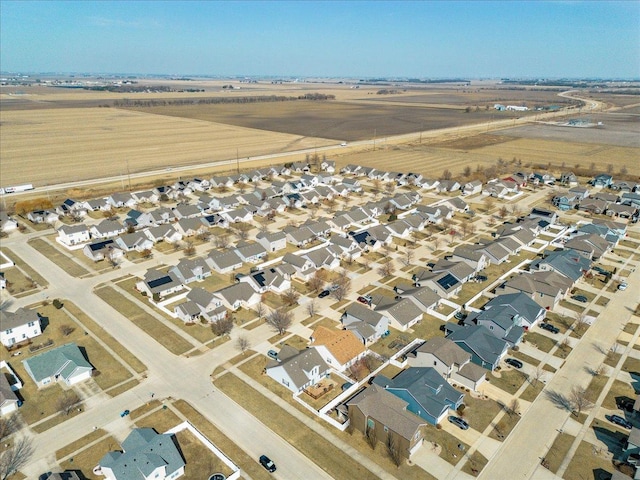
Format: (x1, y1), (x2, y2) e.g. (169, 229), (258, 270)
(1, 80), (638, 193)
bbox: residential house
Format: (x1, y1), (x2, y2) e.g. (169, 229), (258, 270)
(462, 180), (483, 196)
(27, 210), (59, 225)
(98, 428), (185, 480)
(329, 234), (363, 260)
(606, 203), (637, 219)
(0, 373), (20, 416)
(591, 173), (613, 188)
(213, 282), (261, 310)
(530, 249), (591, 282)
(132, 190), (159, 204)
(148, 207), (175, 225)
(341, 304), (389, 345)
(265, 345), (330, 393)
(436, 180), (461, 193)
(450, 247), (489, 272)
(342, 178), (363, 192)
(499, 270), (572, 310)
(136, 269), (184, 299)
(256, 231), (288, 252)
(124, 209), (155, 229)
(206, 249), (243, 274)
(578, 198), (609, 215)
(0, 308), (42, 347)
(237, 268), (291, 294)
(90, 219), (126, 239)
(174, 287), (226, 324)
(309, 326), (366, 372)
(106, 193), (137, 209)
(57, 224), (90, 246)
(56, 198), (88, 218)
(412, 270), (462, 299)
(565, 233), (611, 260)
(375, 297), (423, 331)
(304, 247), (340, 271)
(23, 343), (93, 388)
(83, 239), (125, 262)
(373, 367), (464, 426)
(320, 159), (336, 173)
(235, 241), (268, 263)
(347, 384), (428, 459)
(86, 198), (111, 212)
(560, 172), (578, 186)
(169, 257), (212, 284)
(174, 217), (207, 237)
(407, 338), (486, 391)
(285, 226), (316, 247)
(393, 284), (441, 314)
(114, 232), (154, 253)
(172, 204), (201, 219)
(144, 225), (182, 244)
(281, 253), (317, 281)
(223, 206), (254, 223)
(446, 324), (510, 371)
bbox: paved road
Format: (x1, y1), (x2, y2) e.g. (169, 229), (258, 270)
(3, 237), (335, 480)
(479, 240), (640, 480)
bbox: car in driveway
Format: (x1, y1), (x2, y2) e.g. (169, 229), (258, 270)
(267, 350), (278, 360)
(540, 322), (560, 334)
(318, 290), (330, 298)
(474, 275), (488, 282)
(357, 295), (372, 305)
(448, 416), (469, 430)
(572, 294), (588, 303)
(618, 282), (628, 291)
(607, 414), (633, 429)
(505, 358), (523, 369)
(454, 311), (467, 321)
(259, 455), (277, 472)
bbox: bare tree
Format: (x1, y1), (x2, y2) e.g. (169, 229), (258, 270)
(530, 367), (544, 386)
(498, 206), (509, 220)
(267, 308), (293, 335)
(372, 179), (382, 198)
(483, 197), (495, 213)
(59, 324), (75, 337)
(508, 398), (520, 417)
(432, 236), (442, 252)
(570, 385), (593, 416)
(231, 223), (251, 241)
(211, 316), (234, 337)
(331, 272), (351, 301)
(378, 260), (394, 278)
(255, 301), (266, 320)
(183, 241), (196, 257)
(57, 391), (81, 416)
(0, 436), (35, 480)
(0, 415), (19, 442)
(235, 335), (251, 355)
(365, 425), (377, 450)
(440, 169), (452, 181)
(306, 299), (317, 318)
(384, 182), (395, 196)
(140, 248), (153, 259)
(282, 288), (300, 306)
(213, 232), (230, 249)
(402, 249), (414, 267)
(573, 313), (589, 335)
(386, 434), (402, 467)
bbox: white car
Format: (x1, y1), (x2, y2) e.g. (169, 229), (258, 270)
(618, 282), (628, 291)
(340, 142), (347, 146)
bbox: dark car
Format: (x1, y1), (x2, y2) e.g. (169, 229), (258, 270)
(608, 414), (633, 429)
(617, 398), (634, 412)
(474, 275), (488, 282)
(505, 358), (523, 369)
(540, 323), (560, 334)
(454, 311), (467, 321)
(357, 295), (372, 305)
(572, 294), (588, 303)
(448, 416), (469, 430)
(318, 290), (330, 298)
(259, 455), (276, 473)
(120, 409), (130, 417)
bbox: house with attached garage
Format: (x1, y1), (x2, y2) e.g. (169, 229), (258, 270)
(83, 239), (125, 262)
(393, 284), (441, 314)
(206, 249), (243, 274)
(174, 217), (207, 237)
(341, 304), (389, 345)
(23, 343), (93, 388)
(144, 225), (182, 244)
(169, 257), (211, 284)
(213, 282), (261, 310)
(265, 345), (330, 394)
(114, 232), (154, 253)
(237, 268), (291, 294)
(342, 178), (363, 192)
(346, 384), (428, 460)
(407, 337), (486, 392)
(174, 287), (227, 324)
(565, 233), (611, 260)
(172, 204), (202, 219)
(285, 226), (316, 247)
(450, 246), (489, 272)
(412, 269), (463, 299)
(132, 190), (159, 204)
(328, 234), (363, 260)
(136, 269), (184, 299)
(281, 253), (317, 281)
(560, 172), (578, 186)
(499, 271), (572, 310)
(0, 372), (20, 416)
(375, 297), (423, 331)
(309, 326), (366, 372)
(56, 198), (88, 218)
(86, 198), (111, 212)
(223, 206), (254, 224)
(106, 192), (137, 209)
(90, 219), (126, 239)
(98, 428), (186, 480)
(58, 224), (91, 246)
(591, 173), (613, 188)
(124, 209), (155, 229)
(304, 247), (340, 271)
(27, 210), (59, 225)
(256, 231), (287, 253)
(148, 207), (175, 225)
(1, 307), (43, 347)
(235, 241), (268, 263)
(445, 324), (510, 371)
(373, 367), (465, 426)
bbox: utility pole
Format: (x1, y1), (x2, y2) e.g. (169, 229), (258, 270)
(236, 148), (240, 174)
(126, 160), (132, 191)
(373, 128), (376, 151)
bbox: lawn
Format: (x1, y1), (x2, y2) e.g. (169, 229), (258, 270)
(175, 429), (237, 479)
(520, 380), (545, 402)
(1, 247), (49, 288)
(460, 451), (488, 477)
(214, 373), (381, 480)
(559, 300), (586, 314)
(563, 440), (618, 480)
(28, 238), (90, 277)
(411, 315), (448, 341)
(94, 285), (193, 355)
(524, 332), (556, 353)
(487, 369), (527, 395)
(460, 394), (502, 432)
(56, 428), (108, 460)
(369, 328), (413, 359)
(488, 411), (520, 441)
(543, 432), (575, 473)
(603, 379), (636, 410)
(59, 437), (121, 480)
(423, 425), (470, 465)
(133, 405), (183, 433)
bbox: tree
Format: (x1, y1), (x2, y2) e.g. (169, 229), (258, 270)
(0, 415), (19, 442)
(386, 434), (402, 467)
(57, 391), (81, 416)
(213, 232), (230, 249)
(570, 385), (593, 416)
(384, 182), (395, 195)
(440, 169), (452, 181)
(211, 317), (234, 337)
(282, 288), (300, 306)
(306, 299), (317, 318)
(372, 179), (382, 198)
(378, 260), (394, 278)
(508, 398), (520, 417)
(0, 437), (35, 480)
(365, 425), (377, 450)
(255, 301), (266, 321)
(498, 206), (509, 220)
(402, 249), (414, 267)
(463, 166), (472, 178)
(140, 248), (153, 259)
(183, 241), (196, 257)
(331, 271), (351, 301)
(231, 223), (251, 241)
(236, 335), (251, 355)
(267, 308), (293, 335)
(484, 196), (495, 213)
(59, 324), (74, 337)
(574, 313), (589, 335)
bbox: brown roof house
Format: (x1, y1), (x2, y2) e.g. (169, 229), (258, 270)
(347, 384), (428, 460)
(309, 326), (366, 372)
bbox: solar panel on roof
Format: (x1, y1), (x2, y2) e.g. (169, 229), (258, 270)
(89, 240), (114, 251)
(437, 273), (459, 290)
(148, 276), (173, 289)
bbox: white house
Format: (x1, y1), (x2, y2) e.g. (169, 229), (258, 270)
(309, 326), (366, 372)
(265, 345), (331, 393)
(1, 308), (42, 347)
(58, 224), (91, 246)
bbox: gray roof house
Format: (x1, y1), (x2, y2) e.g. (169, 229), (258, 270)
(99, 428), (186, 480)
(1, 307), (43, 347)
(0, 373), (20, 416)
(373, 367), (464, 426)
(393, 284), (441, 314)
(529, 249), (590, 282)
(169, 257), (212, 284)
(136, 269), (184, 298)
(235, 241), (268, 263)
(341, 304), (389, 345)
(206, 249), (243, 274)
(265, 345), (330, 393)
(23, 343), (93, 388)
(446, 325), (510, 371)
(499, 270), (572, 310)
(213, 282), (261, 310)
(375, 297), (423, 331)
(174, 287), (226, 323)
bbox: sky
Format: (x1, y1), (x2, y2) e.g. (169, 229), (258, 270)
(1, 1), (639, 79)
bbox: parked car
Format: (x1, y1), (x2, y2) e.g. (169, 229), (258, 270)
(267, 350), (278, 360)
(454, 311), (467, 321)
(357, 295), (372, 305)
(540, 322), (560, 334)
(382, 330), (390, 338)
(448, 416), (469, 430)
(572, 294), (588, 303)
(618, 282), (628, 291)
(259, 455), (277, 472)
(505, 358), (523, 369)
(608, 414), (633, 429)
(120, 409), (130, 417)
(318, 290), (330, 298)
(593, 266), (610, 275)
(474, 275), (488, 282)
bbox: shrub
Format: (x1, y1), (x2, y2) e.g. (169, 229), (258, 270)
(52, 299), (64, 309)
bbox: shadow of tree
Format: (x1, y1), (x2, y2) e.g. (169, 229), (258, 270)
(545, 389), (573, 412)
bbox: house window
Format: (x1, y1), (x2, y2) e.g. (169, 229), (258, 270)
(367, 418), (375, 429)
(5, 329), (12, 334)
(28, 322), (35, 327)
(384, 426), (389, 433)
(434, 361), (437, 366)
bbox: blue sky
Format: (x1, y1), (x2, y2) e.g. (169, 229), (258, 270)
(1, 1), (638, 78)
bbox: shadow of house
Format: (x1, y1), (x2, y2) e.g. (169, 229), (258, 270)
(593, 426), (627, 457)
(629, 372), (640, 394)
(38, 314), (50, 332)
